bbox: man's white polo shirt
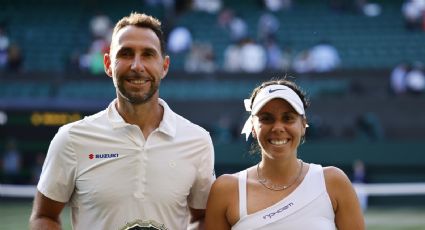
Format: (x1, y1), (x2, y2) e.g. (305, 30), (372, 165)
(38, 99), (215, 230)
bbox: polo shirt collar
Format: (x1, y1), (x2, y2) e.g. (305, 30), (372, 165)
(157, 98), (176, 137)
(107, 99), (177, 137)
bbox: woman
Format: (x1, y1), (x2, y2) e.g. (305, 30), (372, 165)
(205, 79), (365, 229)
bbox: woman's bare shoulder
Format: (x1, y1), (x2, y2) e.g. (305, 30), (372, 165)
(323, 166), (356, 207)
(322, 167), (365, 229)
(323, 166), (350, 183)
(211, 172), (240, 191)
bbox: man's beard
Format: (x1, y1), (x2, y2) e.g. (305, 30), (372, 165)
(116, 76), (159, 105)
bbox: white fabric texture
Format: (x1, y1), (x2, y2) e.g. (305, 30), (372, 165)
(38, 99), (215, 230)
(232, 163), (336, 230)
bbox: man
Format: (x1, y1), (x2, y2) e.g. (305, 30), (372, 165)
(30, 12), (215, 230)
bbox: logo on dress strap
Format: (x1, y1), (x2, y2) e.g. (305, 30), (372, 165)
(263, 202), (294, 219)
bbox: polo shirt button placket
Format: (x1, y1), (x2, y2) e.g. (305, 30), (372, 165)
(133, 143), (146, 200)
(138, 145), (148, 200)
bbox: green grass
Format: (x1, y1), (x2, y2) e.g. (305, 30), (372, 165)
(366, 207), (425, 230)
(0, 200), (71, 230)
(1, 200), (425, 229)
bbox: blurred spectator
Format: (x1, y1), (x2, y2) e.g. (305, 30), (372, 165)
(308, 41), (341, 72)
(79, 12), (112, 75)
(361, 2), (382, 17)
(228, 14), (248, 42)
(80, 38), (109, 75)
(0, 25), (10, 70)
(390, 62), (410, 95)
(262, 0), (292, 11)
(192, 0), (222, 13)
(293, 41), (341, 74)
(257, 12), (280, 42)
(218, 9), (248, 42)
(167, 26), (193, 54)
(223, 40), (242, 72)
(1, 139), (22, 184)
(223, 38), (267, 73)
(239, 38), (266, 73)
(184, 42), (216, 73)
(402, 0), (425, 31)
(89, 11), (112, 40)
(293, 50), (313, 73)
(263, 37), (284, 71)
(405, 62), (425, 94)
(6, 43), (23, 73)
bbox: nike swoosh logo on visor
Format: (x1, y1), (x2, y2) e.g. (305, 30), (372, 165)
(268, 88), (286, 93)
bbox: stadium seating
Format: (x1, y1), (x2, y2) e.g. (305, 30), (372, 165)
(1, 0), (424, 71)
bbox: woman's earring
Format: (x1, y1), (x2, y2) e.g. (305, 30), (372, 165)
(300, 135), (306, 145)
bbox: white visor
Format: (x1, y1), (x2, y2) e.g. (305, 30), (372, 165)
(241, 84), (306, 140)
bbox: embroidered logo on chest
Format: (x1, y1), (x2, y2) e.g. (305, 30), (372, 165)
(88, 153), (119, 160)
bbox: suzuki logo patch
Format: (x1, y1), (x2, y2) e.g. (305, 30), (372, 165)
(89, 153), (119, 159)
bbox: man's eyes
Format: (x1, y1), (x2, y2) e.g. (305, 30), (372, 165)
(118, 50), (133, 57)
(116, 48), (157, 58)
(143, 51), (154, 56)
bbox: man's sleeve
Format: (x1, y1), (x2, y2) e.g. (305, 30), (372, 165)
(188, 133), (215, 209)
(37, 125), (77, 203)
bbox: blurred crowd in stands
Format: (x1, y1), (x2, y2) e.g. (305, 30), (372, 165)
(69, 0), (417, 75)
(1, 0), (425, 76)
(0, 24), (23, 73)
(402, 0), (425, 31)
(71, 0), (343, 75)
(60, 0), (425, 95)
(60, 0), (343, 75)
(390, 61), (425, 95)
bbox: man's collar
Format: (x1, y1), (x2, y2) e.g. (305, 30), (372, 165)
(107, 99), (176, 137)
(157, 98), (176, 137)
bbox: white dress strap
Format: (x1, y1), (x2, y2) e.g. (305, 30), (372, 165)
(232, 164), (334, 230)
(238, 170), (248, 218)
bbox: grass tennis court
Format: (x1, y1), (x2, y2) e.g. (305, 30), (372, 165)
(1, 200), (425, 229)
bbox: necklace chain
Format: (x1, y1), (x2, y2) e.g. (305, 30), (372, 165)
(256, 160), (303, 191)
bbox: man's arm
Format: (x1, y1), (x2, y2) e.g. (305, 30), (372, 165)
(29, 190), (66, 230)
(189, 208), (205, 230)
